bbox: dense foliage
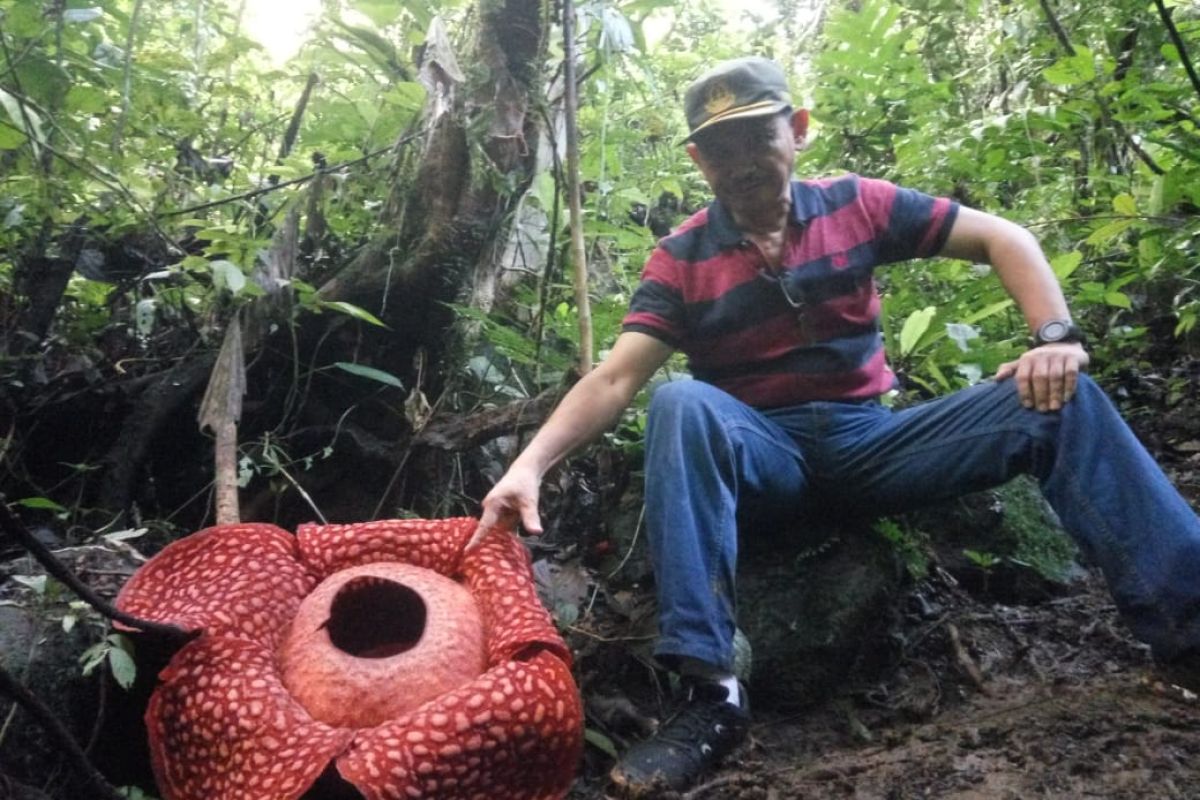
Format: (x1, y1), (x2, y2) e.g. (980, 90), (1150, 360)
(1, 0), (1197, 546)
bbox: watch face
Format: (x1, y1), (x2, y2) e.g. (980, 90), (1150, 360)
(1040, 320), (1068, 341)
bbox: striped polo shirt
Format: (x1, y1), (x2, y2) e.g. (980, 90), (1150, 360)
(622, 174), (959, 408)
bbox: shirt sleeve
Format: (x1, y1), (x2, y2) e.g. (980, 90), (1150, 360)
(856, 177), (959, 264)
(621, 246), (686, 348)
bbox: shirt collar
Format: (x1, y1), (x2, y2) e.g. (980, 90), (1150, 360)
(707, 180), (819, 249)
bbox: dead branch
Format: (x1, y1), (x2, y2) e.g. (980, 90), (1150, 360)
(278, 73), (319, 163)
(0, 501), (195, 644)
(416, 385), (565, 451)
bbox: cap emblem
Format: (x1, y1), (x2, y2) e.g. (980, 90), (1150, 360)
(704, 81), (736, 116)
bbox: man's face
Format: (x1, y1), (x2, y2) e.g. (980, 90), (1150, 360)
(687, 111), (804, 230)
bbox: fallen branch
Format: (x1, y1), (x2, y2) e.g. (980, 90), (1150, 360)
(416, 384), (565, 450)
(0, 500), (194, 644)
(946, 622), (991, 696)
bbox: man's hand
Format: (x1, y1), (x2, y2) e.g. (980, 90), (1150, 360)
(468, 465), (543, 550)
(995, 342), (1089, 412)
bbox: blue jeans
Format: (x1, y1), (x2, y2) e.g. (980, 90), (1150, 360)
(644, 376), (1200, 671)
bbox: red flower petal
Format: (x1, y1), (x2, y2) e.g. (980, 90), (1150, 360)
(115, 524), (315, 649)
(146, 636), (354, 800)
(337, 650), (583, 800)
(461, 531), (572, 666)
(297, 518), (474, 580)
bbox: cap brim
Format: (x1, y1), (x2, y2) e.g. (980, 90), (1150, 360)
(680, 100), (789, 145)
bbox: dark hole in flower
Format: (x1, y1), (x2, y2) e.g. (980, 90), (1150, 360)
(325, 576), (426, 658)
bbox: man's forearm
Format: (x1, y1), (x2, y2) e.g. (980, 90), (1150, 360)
(509, 370), (640, 478)
(942, 207), (1072, 332)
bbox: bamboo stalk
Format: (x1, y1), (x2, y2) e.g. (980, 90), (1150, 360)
(111, 0), (144, 154)
(561, 0), (594, 375)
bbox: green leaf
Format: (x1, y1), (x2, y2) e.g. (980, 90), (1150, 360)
(15, 54), (71, 108)
(335, 20), (398, 67)
(1104, 291), (1132, 309)
(584, 727), (619, 758)
(0, 124), (26, 150)
(899, 306), (936, 356)
(382, 81), (426, 111)
(962, 298), (1014, 325)
(352, 0), (404, 27)
(4, 3), (44, 36)
(108, 647), (137, 690)
(1049, 251), (1083, 281)
(1043, 45), (1095, 86)
(210, 260), (246, 295)
(66, 85), (109, 114)
(1085, 219), (1136, 247)
(529, 170), (556, 212)
(1112, 193), (1136, 216)
(11, 575), (47, 595)
(332, 362), (405, 390)
(0, 88), (43, 150)
(318, 300), (388, 327)
(15, 496), (67, 511)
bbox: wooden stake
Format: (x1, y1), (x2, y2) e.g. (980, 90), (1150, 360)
(198, 315), (246, 524)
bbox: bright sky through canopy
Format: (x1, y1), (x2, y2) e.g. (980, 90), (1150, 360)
(243, 0), (322, 63)
(241, 0), (780, 64)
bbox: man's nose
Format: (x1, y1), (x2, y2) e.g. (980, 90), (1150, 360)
(726, 159), (758, 180)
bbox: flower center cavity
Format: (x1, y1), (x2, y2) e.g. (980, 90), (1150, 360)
(327, 576), (426, 658)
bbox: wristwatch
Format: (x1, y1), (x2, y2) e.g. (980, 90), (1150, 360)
(1032, 319), (1086, 347)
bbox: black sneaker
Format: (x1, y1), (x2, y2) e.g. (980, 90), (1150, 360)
(1151, 650), (1200, 697)
(609, 680), (750, 796)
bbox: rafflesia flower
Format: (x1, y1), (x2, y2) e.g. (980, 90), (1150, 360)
(115, 518), (583, 800)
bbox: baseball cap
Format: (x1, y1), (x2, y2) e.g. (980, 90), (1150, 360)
(682, 56), (792, 142)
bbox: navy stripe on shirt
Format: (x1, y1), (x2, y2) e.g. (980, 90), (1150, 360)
(623, 174), (959, 407)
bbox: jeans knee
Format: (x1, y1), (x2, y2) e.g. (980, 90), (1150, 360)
(1073, 373), (1101, 400)
(648, 379), (722, 427)
(1062, 373), (1114, 421)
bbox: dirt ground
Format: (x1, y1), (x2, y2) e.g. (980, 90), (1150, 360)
(568, 571), (1200, 800)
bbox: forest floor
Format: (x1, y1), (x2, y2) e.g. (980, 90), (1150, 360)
(570, 567), (1200, 800)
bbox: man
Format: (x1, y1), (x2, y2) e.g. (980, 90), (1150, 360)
(472, 56), (1200, 794)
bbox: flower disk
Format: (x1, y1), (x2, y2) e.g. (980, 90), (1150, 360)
(279, 563), (488, 728)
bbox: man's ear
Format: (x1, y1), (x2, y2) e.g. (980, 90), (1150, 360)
(792, 108), (810, 148)
(685, 141), (701, 166)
